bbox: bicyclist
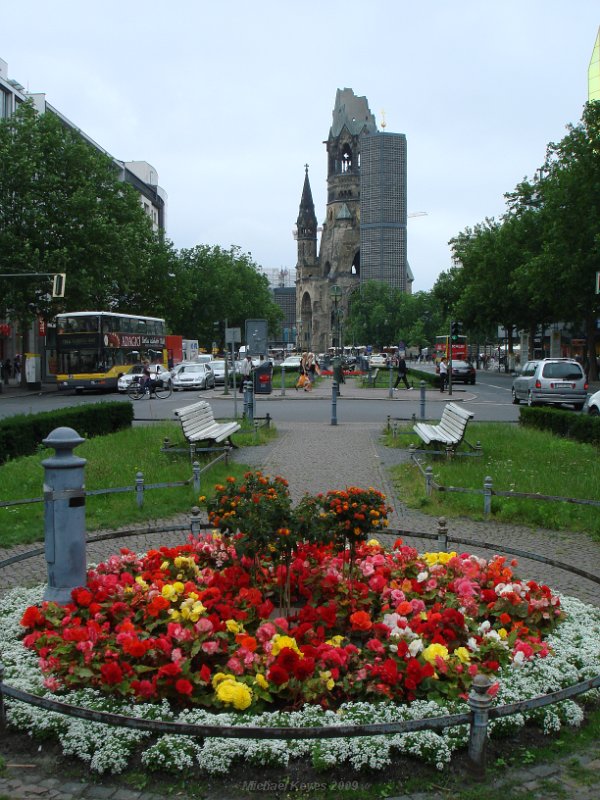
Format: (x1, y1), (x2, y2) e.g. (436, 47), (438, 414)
(140, 360), (152, 394)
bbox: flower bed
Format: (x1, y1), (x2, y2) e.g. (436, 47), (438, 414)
(2, 471), (599, 776)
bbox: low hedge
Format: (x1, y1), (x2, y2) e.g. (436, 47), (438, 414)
(0, 402), (134, 465)
(519, 405), (600, 446)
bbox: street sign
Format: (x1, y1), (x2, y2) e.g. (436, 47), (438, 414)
(226, 327), (241, 345)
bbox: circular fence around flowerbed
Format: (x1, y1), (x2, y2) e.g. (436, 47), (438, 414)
(1, 520), (599, 774)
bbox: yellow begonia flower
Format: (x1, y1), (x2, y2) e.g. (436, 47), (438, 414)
(498, 628), (508, 640)
(270, 634), (302, 657)
(179, 598), (206, 622)
(173, 581), (185, 594)
(255, 673), (269, 690)
(212, 672), (234, 689)
(135, 576), (148, 589)
(216, 679), (253, 710)
(326, 635), (345, 648)
(160, 561), (170, 571)
(225, 619), (242, 634)
(423, 643), (449, 664)
(367, 539), (380, 547)
(454, 646), (471, 664)
(319, 670), (335, 690)
(161, 584), (178, 600)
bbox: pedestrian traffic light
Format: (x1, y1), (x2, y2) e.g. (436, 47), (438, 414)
(451, 320), (461, 341)
(52, 273), (66, 298)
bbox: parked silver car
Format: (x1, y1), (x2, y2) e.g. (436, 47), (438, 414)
(207, 359), (235, 385)
(171, 363), (216, 391)
(511, 358), (588, 409)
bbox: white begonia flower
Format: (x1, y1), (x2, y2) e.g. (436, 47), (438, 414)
(416, 571), (428, 583)
(408, 638), (424, 657)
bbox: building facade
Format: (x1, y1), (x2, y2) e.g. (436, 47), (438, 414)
(295, 88), (411, 354)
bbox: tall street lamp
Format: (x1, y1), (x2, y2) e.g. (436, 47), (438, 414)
(330, 285), (342, 356)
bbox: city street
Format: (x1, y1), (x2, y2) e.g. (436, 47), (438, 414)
(0, 366), (525, 424)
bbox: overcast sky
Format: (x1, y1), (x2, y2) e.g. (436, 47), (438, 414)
(2, 1), (598, 291)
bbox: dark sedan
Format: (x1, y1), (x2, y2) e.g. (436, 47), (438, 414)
(450, 360), (476, 384)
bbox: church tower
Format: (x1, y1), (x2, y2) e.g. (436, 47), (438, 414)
(294, 88), (407, 354)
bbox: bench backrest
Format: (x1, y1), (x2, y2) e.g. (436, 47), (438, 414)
(438, 402), (473, 441)
(174, 401), (216, 434)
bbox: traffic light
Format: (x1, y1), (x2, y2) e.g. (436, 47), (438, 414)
(451, 320), (461, 342)
(52, 273), (66, 298)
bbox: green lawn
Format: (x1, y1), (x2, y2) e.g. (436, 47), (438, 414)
(385, 422), (600, 540)
(0, 419), (276, 548)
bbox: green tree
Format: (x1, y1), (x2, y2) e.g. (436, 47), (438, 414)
(167, 245), (282, 350)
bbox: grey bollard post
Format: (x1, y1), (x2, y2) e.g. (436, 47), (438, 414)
(244, 379), (254, 422)
(419, 380), (426, 419)
(42, 427), (87, 604)
(483, 475), (493, 516)
(467, 673), (493, 776)
(331, 380), (338, 426)
(190, 506), (202, 536)
(388, 363), (394, 398)
(437, 516), (448, 551)
(425, 465), (433, 496)
(193, 461), (201, 494)
(408, 443), (416, 461)
(280, 365), (286, 396)
(136, 471), (144, 508)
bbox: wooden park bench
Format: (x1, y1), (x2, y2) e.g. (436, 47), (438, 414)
(173, 400), (241, 454)
(413, 402), (474, 454)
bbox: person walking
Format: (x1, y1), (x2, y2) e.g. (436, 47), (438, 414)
(239, 353), (253, 392)
(393, 355), (411, 391)
(438, 357), (448, 393)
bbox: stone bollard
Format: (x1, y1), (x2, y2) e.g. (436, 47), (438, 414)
(436, 516), (448, 551)
(280, 365), (286, 396)
(467, 673), (493, 776)
(42, 427), (87, 604)
(136, 471), (144, 508)
(425, 465), (433, 496)
(193, 461), (201, 493)
(190, 506), (202, 536)
(419, 380), (426, 419)
(483, 475), (493, 516)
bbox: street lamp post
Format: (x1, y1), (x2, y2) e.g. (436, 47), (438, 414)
(330, 285), (342, 356)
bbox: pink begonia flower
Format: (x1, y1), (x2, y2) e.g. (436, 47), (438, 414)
(256, 622), (277, 643)
(410, 599), (425, 613)
(201, 641), (220, 655)
(366, 638), (385, 655)
(360, 561), (375, 577)
(372, 553), (386, 566)
(195, 618), (213, 634)
(171, 647), (184, 664)
(390, 589), (406, 604)
(226, 657), (244, 675)
(271, 617), (289, 631)
(426, 579), (438, 591)
(43, 676), (62, 691)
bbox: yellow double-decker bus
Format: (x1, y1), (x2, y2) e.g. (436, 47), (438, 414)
(55, 311), (167, 392)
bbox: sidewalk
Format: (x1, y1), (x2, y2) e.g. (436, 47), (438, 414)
(1, 400), (600, 798)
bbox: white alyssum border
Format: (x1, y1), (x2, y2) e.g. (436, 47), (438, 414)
(0, 587), (598, 775)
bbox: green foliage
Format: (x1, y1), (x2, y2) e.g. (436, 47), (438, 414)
(165, 245), (283, 349)
(519, 406), (600, 446)
(346, 283), (442, 350)
(0, 402), (133, 465)
(0, 100), (178, 329)
(387, 422), (600, 539)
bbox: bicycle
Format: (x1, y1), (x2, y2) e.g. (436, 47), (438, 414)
(127, 377), (172, 400)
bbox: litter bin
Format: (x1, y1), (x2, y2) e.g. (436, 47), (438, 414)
(253, 360), (273, 394)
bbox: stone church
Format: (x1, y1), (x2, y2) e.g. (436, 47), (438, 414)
(295, 88), (412, 354)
